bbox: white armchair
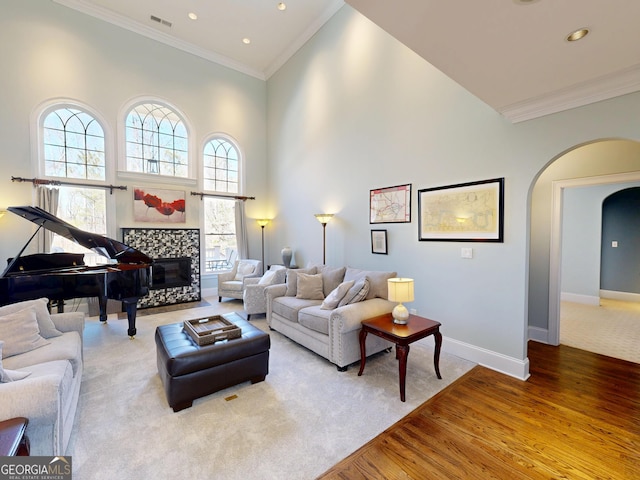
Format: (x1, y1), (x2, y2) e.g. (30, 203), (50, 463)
(243, 266), (287, 320)
(217, 259), (262, 302)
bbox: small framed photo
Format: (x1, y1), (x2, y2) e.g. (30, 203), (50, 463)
(371, 229), (388, 254)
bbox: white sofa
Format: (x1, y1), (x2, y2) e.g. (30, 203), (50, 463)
(0, 298), (84, 455)
(265, 266), (397, 370)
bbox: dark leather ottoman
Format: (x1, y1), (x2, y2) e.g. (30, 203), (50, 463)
(155, 313), (270, 412)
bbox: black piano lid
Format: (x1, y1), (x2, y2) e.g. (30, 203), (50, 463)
(8, 206), (152, 264)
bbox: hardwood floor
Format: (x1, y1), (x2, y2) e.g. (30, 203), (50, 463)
(317, 341), (640, 479)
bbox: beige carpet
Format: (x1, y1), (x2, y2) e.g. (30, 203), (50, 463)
(560, 299), (640, 364)
(68, 299), (475, 480)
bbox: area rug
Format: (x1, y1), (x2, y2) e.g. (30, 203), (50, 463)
(68, 303), (475, 480)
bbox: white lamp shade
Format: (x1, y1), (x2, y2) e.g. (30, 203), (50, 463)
(387, 278), (414, 303)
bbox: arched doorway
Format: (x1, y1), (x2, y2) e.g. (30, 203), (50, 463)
(528, 139), (640, 347)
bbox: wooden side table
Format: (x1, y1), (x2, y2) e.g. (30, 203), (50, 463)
(358, 313), (442, 402)
(0, 417), (30, 456)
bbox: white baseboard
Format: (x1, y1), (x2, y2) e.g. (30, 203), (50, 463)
(442, 336), (530, 381)
(201, 287), (217, 299)
(600, 289), (640, 302)
(561, 292), (600, 305)
(528, 326), (549, 344)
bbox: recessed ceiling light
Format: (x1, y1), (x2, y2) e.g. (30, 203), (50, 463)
(277, 2), (287, 11)
(566, 28), (589, 42)
(188, 12), (197, 20)
(242, 38), (251, 45)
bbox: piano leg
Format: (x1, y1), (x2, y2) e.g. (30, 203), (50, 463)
(97, 295), (108, 323)
(122, 298), (139, 338)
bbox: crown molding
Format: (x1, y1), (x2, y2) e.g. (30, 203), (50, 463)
(52, 0), (266, 80)
(499, 63), (640, 123)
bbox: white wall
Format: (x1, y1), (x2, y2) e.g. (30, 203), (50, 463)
(266, 5), (640, 377)
(561, 182), (640, 303)
(0, 0), (269, 285)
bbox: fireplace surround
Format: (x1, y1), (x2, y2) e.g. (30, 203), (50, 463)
(122, 228), (201, 308)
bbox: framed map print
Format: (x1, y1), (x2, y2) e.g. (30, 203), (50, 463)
(418, 178), (504, 242)
(370, 184), (411, 224)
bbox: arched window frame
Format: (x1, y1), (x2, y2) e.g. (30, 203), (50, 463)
(118, 97), (196, 184)
(201, 133), (244, 275)
(202, 133), (244, 195)
(31, 98), (117, 237)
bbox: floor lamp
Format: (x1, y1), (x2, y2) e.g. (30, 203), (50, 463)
(256, 219), (269, 274)
(314, 214), (333, 264)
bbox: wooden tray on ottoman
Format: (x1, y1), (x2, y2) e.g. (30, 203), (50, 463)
(183, 315), (242, 346)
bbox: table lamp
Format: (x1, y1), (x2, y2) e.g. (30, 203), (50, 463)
(387, 278), (414, 324)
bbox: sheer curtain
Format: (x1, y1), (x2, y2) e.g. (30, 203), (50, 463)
(235, 199), (248, 259)
(37, 186), (59, 252)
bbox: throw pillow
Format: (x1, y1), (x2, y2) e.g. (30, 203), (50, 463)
(258, 269), (277, 285)
(320, 266), (346, 297)
(234, 261), (257, 280)
(296, 273), (325, 300)
(321, 280), (355, 310)
(0, 298), (62, 339)
(338, 277), (371, 307)
(0, 306), (50, 359)
(285, 267), (317, 296)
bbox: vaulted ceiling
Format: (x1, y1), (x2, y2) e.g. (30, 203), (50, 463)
(54, 0), (640, 122)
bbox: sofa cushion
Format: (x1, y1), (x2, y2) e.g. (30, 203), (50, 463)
(272, 296), (322, 322)
(296, 273), (324, 300)
(220, 280), (243, 292)
(319, 266), (346, 297)
(298, 306), (331, 335)
(0, 341), (32, 383)
(0, 306), (50, 359)
(344, 267), (396, 300)
(285, 267), (317, 296)
(3, 331), (83, 376)
(0, 298), (63, 339)
(321, 280), (354, 310)
(338, 277), (370, 307)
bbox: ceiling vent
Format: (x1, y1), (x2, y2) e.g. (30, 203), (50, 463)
(150, 15), (172, 28)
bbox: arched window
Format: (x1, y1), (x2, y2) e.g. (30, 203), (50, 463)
(38, 103), (108, 261)
(202, 136), (242, 273)
(43, 107), (106, 180)
(203, 137), (239, 193)
(125, 102), (188, 177)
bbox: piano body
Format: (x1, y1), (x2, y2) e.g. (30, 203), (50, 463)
(0, 206), (152, 337)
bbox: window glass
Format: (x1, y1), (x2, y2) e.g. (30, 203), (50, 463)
(125, 103), (188, 177)
(203, 197), (236, 274)
(203, 138), (239, 193)
(40, 105), (108, 263)
(43, 107), (106, 181)
(202, 136), (240, 273)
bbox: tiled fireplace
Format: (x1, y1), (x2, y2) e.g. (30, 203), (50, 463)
(122, 228), (201, 308)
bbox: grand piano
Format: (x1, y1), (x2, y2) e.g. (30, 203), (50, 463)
(0, 206), (152, 337)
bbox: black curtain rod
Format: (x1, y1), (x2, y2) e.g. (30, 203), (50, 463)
(190, 191), (255, 201)
(11, 176), (127, 195)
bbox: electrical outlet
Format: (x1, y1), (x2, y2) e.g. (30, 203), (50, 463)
(612, 241), (618, 247)
(461, 247), (473, 259)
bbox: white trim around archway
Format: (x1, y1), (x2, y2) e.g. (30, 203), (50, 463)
(548, 171), (640, 345)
